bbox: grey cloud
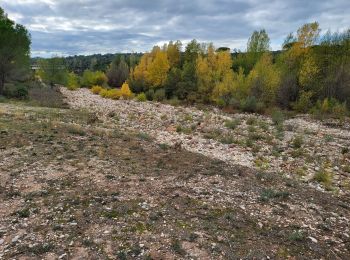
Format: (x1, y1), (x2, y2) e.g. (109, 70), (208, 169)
(0, 0), (349, 57)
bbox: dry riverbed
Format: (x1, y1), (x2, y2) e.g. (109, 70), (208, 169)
(0, 88), (349, 259)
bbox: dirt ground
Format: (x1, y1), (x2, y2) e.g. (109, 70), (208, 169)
(0, 97), (349, 259)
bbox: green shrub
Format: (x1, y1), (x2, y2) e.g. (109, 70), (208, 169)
(4, 83), (28, 99)
(224, 119), (240, 130)
(293, 91), (313, 113)
(246, 117), (257, 125)
(240, 96), (257, 112)
(145, 89), (155, 101)
(105, 89), (121, 100)
(271, 109), (284, 126)
(81, 70), (107, 87)
(99, 89), (109, 98)
(289, 230), (305, 242)
(259, 188), (289, 202)
(332, 102), (348, 120)
(0, 95), (7, 103)
(154, 88), (166, 102)
(91, 85), (104, 94)
(228, 97), (241, 109)
(314, 170), (333, 189)
(292, 135), (304, 149)
(136, 92), (147, 102)
(168, 97), (180, 106)
(67, 72), (80, 90)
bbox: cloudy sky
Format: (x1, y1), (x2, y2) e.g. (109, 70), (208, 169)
(1, 0), (349, 57)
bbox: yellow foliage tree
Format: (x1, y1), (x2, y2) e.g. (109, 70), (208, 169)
(196, 45), (234, 103)
(212, 70), (235, 105)
(120, 82), (133, 99)
(196, 55), (212, 101)
(167, 41), (181, 67)
(247, 53), (280, 105)
(146, 51), (170, 87)
(132, 53), (151, 84)
(299, 53), (320, 89)
(232, 67), (249, 99)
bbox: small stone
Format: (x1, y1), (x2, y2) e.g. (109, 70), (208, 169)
(12, 235), (20, 243)
(309, 236), (318, 243)
(0, 239), (4, 245)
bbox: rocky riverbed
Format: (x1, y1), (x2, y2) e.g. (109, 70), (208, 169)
(61, 88), (350, 194)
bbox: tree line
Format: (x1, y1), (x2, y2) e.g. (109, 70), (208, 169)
(43, 22), (349, 117)
(1, 5), (349, 118)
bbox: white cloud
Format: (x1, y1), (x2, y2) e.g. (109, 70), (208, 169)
(1, 0), (349, 56)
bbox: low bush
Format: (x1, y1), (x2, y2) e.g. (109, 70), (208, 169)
(314, 170), (333, 189)
(240, 96), (257, 113)
(120, 82), (133, 99)
(4, 83), (28, 99)
(99, 89), (109, 98)
(224, 119), (240, 130)
(154, 88), (166, 102)
(91, 85), (104, 95)
(271, 109), (284, 126)
(105, 89), (121, 100)
(136, 92), (147, 102)
(292, 135), (304, 149)
(145, 89), (155, 101)
(29, 85), (68, 108)
(293, 91), (313, 113)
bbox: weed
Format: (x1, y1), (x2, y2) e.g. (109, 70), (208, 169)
(246, 117), (257, 125)
(258, 120), (269, 131)
(245, 138), (254, 148)
(343, 165), (350, 173)
(314, 170), (333, 189)
(137, 132), (151, 141)
(171, 239), (186, 255)
(16, 208), (30, 218)
(136, 92), (147, 102)
(292, 135), (304, 149)
(67, 124), (86, 136)
(324, 134), (334, 142)
(220, 135), (236, 144)
(176, 125), (192, 134)
(259, 188), (290, 202)
(289, 230), (305, 242)
(159, 143), (169, 150)
(224, 119), (240, 130)
(27, 243), (54, 255)
(341, 147), (349, 154)
(271, 109), (284, 126)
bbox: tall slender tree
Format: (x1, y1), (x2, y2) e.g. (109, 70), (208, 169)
(0, 7), (31, 95)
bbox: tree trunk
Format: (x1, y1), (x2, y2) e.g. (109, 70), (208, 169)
(0, 74), (4, 96)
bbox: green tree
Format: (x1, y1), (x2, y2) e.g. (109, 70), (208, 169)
(67, 72), (80, 90)
(107, 56), (129, 88)
(81, 70), (107, 88)
(38, 57), (68, 86)
(234, 30), (270, 74)
(247, 29), (270, 53)
(0, 7), (31, 95)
